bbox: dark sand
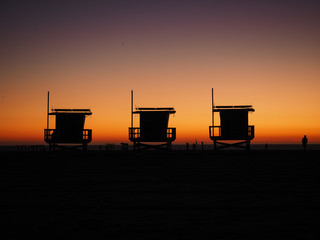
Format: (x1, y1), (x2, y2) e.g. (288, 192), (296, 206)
(2, 150), (319, 239)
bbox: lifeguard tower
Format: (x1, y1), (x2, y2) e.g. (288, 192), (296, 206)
(129, 91), (176, 150)
(44, 92), (92, 150)
(209, 89), (255, 151)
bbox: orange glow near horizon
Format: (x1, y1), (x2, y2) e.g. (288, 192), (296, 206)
(1, 85), (320, 145)
(1, 57), (320, 145)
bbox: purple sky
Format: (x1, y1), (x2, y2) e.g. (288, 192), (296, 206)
(1, 0), (320, 144)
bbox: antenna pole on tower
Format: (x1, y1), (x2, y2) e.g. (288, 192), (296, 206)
(131, 90), (133, 128)
(47, 91), (50, 129)
(211, 88), (214, 126)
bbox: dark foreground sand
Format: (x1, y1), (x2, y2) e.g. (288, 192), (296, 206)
(1, 150), (320, 239)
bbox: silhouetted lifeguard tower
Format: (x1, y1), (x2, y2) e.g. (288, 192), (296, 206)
(209, 89), (255, 151)
(129, 91), (176, 150)
(44, 92), (92, 150)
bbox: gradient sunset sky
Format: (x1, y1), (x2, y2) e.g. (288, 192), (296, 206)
(1, 0), (319, 145)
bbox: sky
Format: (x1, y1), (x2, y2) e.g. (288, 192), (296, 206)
(1, 0), (320, 145)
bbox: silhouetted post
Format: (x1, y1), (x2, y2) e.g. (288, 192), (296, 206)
(211, 88), (215, 149)
(47, 91), (49, 130)
(121, 143), (128, 151)
(212, 88), (214, 126)
(201, 141), (204, 151)
(131, 90), (133, 128)
(302, 135), (308, 151)
(246, 140), (250, 152)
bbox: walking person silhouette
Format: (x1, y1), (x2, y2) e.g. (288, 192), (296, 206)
(302, 135), (308, 151)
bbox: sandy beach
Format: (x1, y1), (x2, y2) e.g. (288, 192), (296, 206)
(2, 150), (319, 239)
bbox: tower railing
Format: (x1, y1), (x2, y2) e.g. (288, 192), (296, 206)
(209, 125), (254, 140)
(166, 128), (176, 140)
(128, 127), (140, 140)
(44, 129), (92, 143)
(129, 127), (176, 141)
(44, 129), (55, 141)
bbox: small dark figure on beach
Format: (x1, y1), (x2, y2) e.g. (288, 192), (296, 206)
(302, 135), (308, 151)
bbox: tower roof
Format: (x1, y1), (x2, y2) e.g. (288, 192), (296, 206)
(49, 109), (92, 115)
(213, 105), (254, 112)
(133, 107), (176, 114)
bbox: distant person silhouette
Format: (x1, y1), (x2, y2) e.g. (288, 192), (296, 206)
(302, 135), (308, 151)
